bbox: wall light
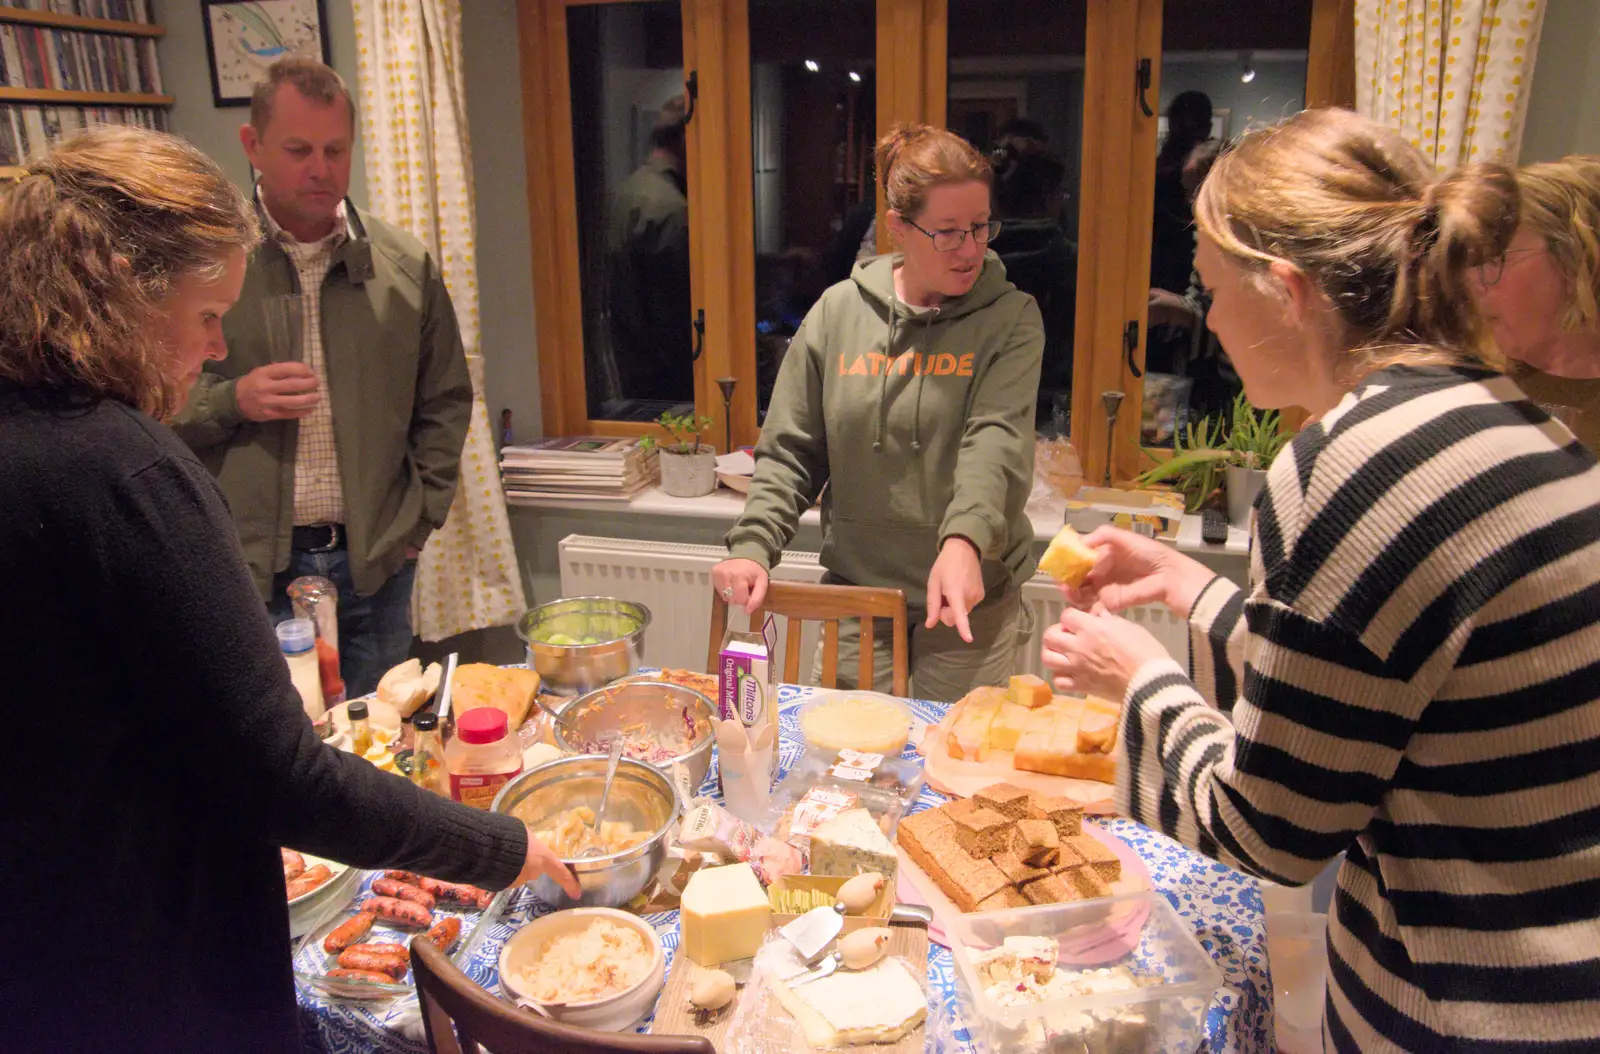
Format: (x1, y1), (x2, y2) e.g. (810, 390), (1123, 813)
(1240, 52), (1256, 84)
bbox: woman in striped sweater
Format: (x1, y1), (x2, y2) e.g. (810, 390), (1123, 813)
(1041, 108), (1600, 1052)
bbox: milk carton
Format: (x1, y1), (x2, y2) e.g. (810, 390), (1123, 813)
(718, 616), (778, 780)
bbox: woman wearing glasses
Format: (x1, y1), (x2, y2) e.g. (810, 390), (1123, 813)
(714, 123), (1044, 701)
(1473, 155), (1600, 449)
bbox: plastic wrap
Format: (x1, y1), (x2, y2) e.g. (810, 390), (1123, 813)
(723, 932), (953, 1053)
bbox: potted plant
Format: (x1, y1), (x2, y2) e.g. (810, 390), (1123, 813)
(642, 411), (718, 497)
(1134, 394), (1291, 528)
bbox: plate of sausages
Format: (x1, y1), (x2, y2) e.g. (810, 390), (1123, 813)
(283, 848), (349, 906)
(293, 869), (506, 1001)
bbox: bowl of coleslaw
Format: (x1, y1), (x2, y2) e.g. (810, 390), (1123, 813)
(498, 907), (665, 1030)
(553, 681), (716, 791)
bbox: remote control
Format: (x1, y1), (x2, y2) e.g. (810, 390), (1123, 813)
(1201, 508), (1229, 545)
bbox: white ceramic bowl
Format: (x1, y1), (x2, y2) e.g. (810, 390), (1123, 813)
(498, 908), (665, 1031)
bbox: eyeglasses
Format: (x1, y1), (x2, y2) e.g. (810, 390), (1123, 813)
(1476, 246), (1544, 287)
(902, 218), (1003, 252)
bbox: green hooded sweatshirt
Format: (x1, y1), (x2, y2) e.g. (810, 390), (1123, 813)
(727, 252), (1044, 603)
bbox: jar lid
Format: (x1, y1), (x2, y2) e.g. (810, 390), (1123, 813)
(348, 700), (369, 721)
(275, 618), (316, 654)
(413, 712), (438, 732)
(456, 706), (509, 744)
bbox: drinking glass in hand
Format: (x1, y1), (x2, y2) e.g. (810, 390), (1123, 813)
(262, 293), (305, 363)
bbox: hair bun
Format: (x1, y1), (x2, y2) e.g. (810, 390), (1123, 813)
(1426, 163), (1519, 267)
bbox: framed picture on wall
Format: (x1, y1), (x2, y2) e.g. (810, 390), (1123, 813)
(201, 0), (332, 108)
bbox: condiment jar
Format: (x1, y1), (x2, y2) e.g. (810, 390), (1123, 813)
(347, 699), (373, 756)
(445, 707), (523, 809)
(277, 618), (325, 722)
(410, 712), (448, 796)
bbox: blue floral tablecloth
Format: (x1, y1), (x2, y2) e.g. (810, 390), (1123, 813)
(299, 684), (1272, 1053)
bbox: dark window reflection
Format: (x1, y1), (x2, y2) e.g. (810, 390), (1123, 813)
(569, 3), (695, 422)
(1140, 2), (1310, 444)
(950, 0), (1086, 436)
(749, 0), (876, 424)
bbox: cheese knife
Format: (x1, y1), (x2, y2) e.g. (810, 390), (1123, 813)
(781, 902), (935, 965)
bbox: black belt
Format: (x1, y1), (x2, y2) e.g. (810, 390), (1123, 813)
(292, 523), (344, 553)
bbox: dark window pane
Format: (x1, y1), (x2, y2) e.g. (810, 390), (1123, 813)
(569, 2), (695, 422)
(749, 0), (876, 423)
(1141, 2), (1311, 444)
(949, 0), (1087, 437)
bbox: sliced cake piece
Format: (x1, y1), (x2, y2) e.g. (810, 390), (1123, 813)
(951, 807), (1013, 859)
(1067, 834), (1121, 883)
(974, 782), (1034, 820)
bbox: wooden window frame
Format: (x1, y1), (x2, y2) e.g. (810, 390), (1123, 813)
(517, 0), (1352, 464)
(1077, 0), (1355, 486)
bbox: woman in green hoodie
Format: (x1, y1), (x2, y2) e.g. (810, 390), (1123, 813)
(713, 123), (1045, 703)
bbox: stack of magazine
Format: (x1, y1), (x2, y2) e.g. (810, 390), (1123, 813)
(500, 437), (660, 505)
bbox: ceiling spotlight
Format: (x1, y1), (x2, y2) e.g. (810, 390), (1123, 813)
(848, 70), (861, 83)
(804, 59), (820, 73)
(1240, 52), (1256, 83)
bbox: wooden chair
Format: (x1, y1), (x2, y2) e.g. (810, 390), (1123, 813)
(409, 937), (715, 1054)
(707, 580), (909, 696)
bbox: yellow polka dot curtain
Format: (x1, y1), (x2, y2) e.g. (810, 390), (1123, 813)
(353, 0), (526, 640)
(1354, 0), (1547, 168)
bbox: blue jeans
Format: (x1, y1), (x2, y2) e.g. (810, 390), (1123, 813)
(266, 548), (417, 700)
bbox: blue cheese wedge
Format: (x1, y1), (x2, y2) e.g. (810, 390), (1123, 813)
(808, 808), (898, 881)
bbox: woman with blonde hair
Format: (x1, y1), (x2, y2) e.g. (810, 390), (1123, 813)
(0, 127), (575, 1053)
(1474, 154), (1600, 447)
(713, 123), (1044, 701)
(1041, 109), (1600, 1051)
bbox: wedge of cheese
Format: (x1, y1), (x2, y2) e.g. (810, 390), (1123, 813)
(1038, 525), (1100, 588)
(680, 863), (770, 966)
(776, 956), (926, 1047)
(809, 808), (897, 880)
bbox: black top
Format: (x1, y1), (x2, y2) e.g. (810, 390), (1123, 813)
(0, 388), (528, 1053)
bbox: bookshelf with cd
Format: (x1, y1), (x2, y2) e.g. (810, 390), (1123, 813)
(0, 3), (171, 180)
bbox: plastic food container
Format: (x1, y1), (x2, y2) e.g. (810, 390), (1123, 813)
(795, 690), (914, 756)
(759, 747), (919, 851)
(778, 745), (926, 815)
(949, 891), (1221, 1054)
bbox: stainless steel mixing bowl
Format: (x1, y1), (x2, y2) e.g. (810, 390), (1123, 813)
(553, 681), (716, 793)
(516, 597), (651, 696)
(492, 754), (680, 909)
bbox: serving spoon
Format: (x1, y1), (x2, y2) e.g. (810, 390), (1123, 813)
(579, 735), (626, 859)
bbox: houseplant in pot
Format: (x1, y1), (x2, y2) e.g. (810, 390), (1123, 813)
(642, 411), (717, 498)
(1134, 394), (1290, 528)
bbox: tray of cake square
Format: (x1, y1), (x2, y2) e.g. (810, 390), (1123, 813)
(948, 892), (1221, 1054)
(651, 862), (933, 1053)
(893, 782), (1150, 949)
(918, 675), (1120, 811)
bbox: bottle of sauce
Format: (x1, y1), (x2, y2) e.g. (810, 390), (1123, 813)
(410, 711), (447, 796)
(277, 618), (325, 722)
(445, 707), (523, 810)
(347, 699), (374, 756)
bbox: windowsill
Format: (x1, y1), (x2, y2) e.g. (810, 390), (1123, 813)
(505, 485), (1250, 555)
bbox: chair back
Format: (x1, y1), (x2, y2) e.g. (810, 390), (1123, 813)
(707, 579), (909, 695)
(409, 937), (715, 1054)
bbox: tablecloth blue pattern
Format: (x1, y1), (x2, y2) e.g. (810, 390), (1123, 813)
(298, 683), (1273, 1053)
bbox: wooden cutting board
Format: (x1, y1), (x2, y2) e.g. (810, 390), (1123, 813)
(650, 919), (931, 1052)
(918, 718), (1116, 812)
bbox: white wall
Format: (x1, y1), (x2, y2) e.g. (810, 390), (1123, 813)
(1520, 0), (1600, 162)
(152, 0), (368, 203)
(462, 0), (542, 441)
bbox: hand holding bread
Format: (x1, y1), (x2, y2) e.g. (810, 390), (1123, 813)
(1040, 606), (1170, 702)
(1053, 526), (1215, 619)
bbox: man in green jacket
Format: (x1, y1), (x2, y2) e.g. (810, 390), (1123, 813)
(171, 59), (471, 698)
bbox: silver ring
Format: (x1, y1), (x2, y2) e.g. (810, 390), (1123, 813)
(721, 587), (733, 600)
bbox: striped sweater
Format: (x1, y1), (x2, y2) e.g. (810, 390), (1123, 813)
(1116, 365), (1600, 1052)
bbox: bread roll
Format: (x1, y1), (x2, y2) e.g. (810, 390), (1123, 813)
(1038, 525), (1100, 587)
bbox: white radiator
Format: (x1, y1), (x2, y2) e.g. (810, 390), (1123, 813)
(557, 534), (1189, 685)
